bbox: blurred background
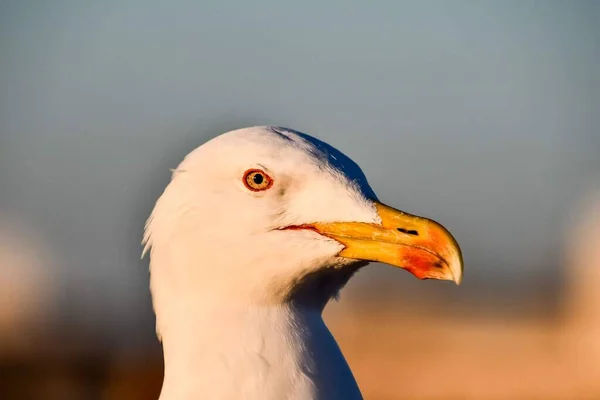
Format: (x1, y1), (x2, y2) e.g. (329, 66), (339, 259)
(1, 1), (599, 399)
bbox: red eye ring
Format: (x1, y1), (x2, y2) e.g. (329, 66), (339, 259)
(242, 169), (274, 192)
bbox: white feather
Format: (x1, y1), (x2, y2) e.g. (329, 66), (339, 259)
(144, 126), (380, 399)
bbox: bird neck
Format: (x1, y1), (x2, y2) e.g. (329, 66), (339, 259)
(157, 302), (362, 400)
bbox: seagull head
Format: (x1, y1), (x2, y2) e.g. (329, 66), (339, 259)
(144, 126), (462, 319)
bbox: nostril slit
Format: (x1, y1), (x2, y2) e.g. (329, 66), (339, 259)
(397, 228), (419, 236)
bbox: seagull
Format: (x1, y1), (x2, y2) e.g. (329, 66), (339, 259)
(143, 126), (463, 400)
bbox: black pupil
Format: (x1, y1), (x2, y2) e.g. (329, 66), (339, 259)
(252, 173), (264, 185)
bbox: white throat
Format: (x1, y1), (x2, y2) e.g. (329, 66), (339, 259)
(148, 234), (365, 400)
(157, 298), (362, 400)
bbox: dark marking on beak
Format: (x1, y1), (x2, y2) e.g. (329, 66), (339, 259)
(397, 228), (419, 236)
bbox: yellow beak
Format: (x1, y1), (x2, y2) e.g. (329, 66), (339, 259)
(311, 202), (463, 284)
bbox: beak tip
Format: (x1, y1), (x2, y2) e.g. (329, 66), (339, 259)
(450, 263), (463, 286)
(448, 247), (464, 286)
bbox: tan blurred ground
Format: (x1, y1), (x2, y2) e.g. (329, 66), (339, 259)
(326, 300), (600, 400)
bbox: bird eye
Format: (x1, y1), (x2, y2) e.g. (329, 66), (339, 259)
(243, 169), (273, 192)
